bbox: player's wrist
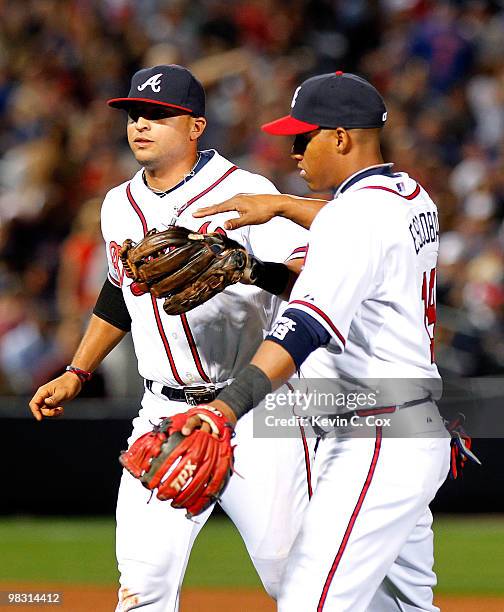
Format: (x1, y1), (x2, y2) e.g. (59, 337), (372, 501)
(64, 365), (93, 384)
(211, 400), (237, 426)
(186, 402), (237, 431)
(276, 194), (296, 218)
(216, 365), (272, 421)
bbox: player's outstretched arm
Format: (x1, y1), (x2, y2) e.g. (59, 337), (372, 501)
(193, 193), (328, 230)
(183, 295), (331, 434)
(29, 315), (126, 421)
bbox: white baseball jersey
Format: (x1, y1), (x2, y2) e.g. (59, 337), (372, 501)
(276, 164), (450, 612)
(108, 149), (315, 612)
(101, 149), (307, 387)
(290, 164), (440, 387)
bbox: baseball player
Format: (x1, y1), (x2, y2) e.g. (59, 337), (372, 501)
(181, 72), (452, 611)
(29, 65), (314, 611)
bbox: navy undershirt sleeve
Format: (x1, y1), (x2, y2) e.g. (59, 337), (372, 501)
(265, 308), (330, 369)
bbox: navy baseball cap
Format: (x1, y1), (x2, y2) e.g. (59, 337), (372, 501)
(262, 71), (387, 135)
(107, 64), (205, 116)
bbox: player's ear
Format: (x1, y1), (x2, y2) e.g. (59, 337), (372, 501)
(190, 116), (206, 141)
(333, 127), (351, 154)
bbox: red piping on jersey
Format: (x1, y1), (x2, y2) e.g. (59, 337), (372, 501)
(172, 165), (240, 380)
(288, 245), (308, 260)
(299, 421), (313, 499)
(126, 184), (149, 234)
(289, 300), (346, 347)
(149, 294), (184, 385)
(176, 165), (238, 217)
(287, 380), (313, 499)
(108, 273), (121, 287)
(317, 426), (383, 611)
(359, 183), (420, 200)
(180, 314), (211, 383)
(126, 183), (184, 385)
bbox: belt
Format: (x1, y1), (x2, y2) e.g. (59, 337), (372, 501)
(310, 395), (433, 437)
(351, 395), (432, 418)
(145, 379), (228, 406)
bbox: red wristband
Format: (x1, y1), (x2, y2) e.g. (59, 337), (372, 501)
(65, 365), (93, 383)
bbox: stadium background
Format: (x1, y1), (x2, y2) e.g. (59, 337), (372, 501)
(0, 0), (503, 610)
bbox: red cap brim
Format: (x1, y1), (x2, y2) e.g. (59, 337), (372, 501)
(106, 98), (193, 113)
(261, 115), (319, 135)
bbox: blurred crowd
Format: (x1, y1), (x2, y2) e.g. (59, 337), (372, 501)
(0, 0), (503, 395)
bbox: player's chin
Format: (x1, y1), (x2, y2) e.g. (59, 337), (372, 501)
(305, 173), (331, 192)
(304, 175), (321, 191)
(133, 151), (157, 167)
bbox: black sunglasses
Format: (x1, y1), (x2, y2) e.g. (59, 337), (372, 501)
(127, 106), (190, 123)
(291, 129), (321, 155)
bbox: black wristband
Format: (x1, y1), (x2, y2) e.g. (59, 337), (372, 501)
(217, 364), (272, 420)
(248, 260), (290, 296)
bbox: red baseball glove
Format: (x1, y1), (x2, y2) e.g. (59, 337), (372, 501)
(119, 406), (235, 518)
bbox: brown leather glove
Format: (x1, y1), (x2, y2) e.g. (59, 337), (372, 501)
(120, 226), (249, 315)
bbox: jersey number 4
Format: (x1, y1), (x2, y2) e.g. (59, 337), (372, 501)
(421, 267), (436, 363)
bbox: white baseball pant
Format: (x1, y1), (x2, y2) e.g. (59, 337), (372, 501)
(115, 388), (315, 611)
(278, 406), (450, 611)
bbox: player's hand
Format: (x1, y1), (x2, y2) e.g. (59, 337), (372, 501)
(29, 373), (82, 421)
(181, 400), (237, 436)
(193, 194), (280, 230)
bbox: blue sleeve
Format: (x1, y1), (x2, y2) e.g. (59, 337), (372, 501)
(265, 308), (330, 369)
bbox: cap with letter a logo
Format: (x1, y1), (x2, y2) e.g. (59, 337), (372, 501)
(107, 64), (205, 116)
(262, 70), (387, 135)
